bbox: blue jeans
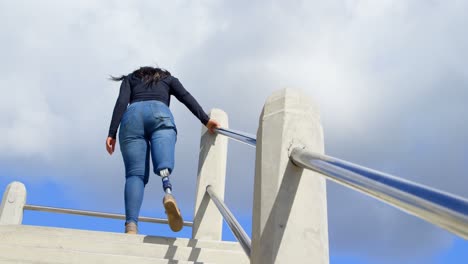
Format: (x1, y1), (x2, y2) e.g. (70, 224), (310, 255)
(119, 100), (177, 224)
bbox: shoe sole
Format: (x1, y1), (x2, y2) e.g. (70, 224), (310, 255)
(164, 199), (183, 232)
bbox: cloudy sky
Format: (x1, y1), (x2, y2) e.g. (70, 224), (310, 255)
(1, 0), (467, 263)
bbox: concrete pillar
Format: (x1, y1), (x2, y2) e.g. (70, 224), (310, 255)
(192, 109), (229, 240)
(0, 181), (27, 225)
(252, 89), (329, 264)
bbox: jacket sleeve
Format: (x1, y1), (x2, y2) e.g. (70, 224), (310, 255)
(108, 76), (131, 139)
(170, 77), (210, 125)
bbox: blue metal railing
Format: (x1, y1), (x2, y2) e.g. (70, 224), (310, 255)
(206, 185), (251, 257)
(214, 128), (256, 147)
(23, 204), (193, 226)
(215, 128), (468, 239)
(290, 148), (468, 239)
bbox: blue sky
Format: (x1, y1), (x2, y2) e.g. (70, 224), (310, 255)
(1, 1), (467, 263)
(1, 173), (466, 264)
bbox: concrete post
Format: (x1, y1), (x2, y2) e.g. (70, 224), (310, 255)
(192, 109), (229, 240)
(251, 89), (329, 264)
(0, 181), (27, 225)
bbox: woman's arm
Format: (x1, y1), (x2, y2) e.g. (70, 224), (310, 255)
(106, 76), (131, 154)
(170, 77), (208, 122)
(170, 77), (220, 133)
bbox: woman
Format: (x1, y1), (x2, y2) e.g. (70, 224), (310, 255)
(106, 66), (220, 234)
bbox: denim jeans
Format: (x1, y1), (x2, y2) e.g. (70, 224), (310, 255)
(119, 100), (177, 224)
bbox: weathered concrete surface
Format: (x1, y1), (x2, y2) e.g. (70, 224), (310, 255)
(0, 182), (26, 225)
(192, 109), (229, 241)
(0, 244), (207, 264)
(0, 225), (243, 252)
(0, 225), (248, 264)
(252, 89), (329, 264)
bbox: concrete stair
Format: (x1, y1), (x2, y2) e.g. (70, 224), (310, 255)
(0, 225), (249, 264)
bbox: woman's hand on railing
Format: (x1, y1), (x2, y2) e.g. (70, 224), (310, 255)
(206, 119), (221, 134)
(106, 137), (116, 155)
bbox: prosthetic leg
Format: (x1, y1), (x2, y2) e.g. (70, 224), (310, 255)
(160, 169), (183, 232)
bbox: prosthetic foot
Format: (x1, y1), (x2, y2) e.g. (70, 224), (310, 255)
(160, 169), (183, 232)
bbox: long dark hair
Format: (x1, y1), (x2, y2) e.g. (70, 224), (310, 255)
(110, 66), (171, 84)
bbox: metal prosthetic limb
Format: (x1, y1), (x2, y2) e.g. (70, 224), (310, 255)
(160, 169), (172, 194)
(160, 168), (183, 232)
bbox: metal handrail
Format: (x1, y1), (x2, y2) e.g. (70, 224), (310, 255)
(205, 185), (251, 258)
(214, 128), (256, 147)
(212, 127), (468, 238)
(290, 147), (468, 239)
(23, 204), (193, 227)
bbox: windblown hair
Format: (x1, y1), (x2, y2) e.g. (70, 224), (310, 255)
(110, 66), (171, 84)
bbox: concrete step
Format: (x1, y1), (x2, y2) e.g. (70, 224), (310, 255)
(0, 244), (206, 264)
(0, 258), (51, 264)
(0, 225), (242, 251)
(0, 258), (46, 264)
(0, 225), (249, 264)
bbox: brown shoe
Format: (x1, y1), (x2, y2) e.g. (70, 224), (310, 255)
(163, 194), (183, 232)
(125, 222), (138, 234)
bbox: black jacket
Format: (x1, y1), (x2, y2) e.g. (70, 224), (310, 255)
(108, 74), (209, 139)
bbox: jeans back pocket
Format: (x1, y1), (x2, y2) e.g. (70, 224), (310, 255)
(150, 103), (177, 133)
